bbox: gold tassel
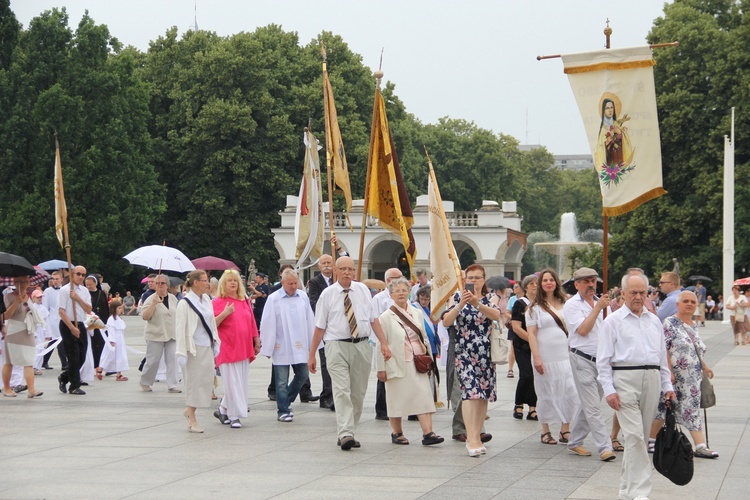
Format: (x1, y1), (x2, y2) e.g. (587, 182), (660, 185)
(603, 187), (668, 216)
(565, 59), (655, 74)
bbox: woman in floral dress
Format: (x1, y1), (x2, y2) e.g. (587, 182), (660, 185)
(442, 264), (501, 456)
(649, 290), (718, 458)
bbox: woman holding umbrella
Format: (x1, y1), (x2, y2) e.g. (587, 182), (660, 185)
(2, 275), (43, 398)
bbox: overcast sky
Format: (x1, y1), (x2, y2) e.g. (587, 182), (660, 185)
(11, 1), (672, 155)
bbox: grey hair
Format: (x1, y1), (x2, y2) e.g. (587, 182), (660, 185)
(281, 268), (299, 282)
(521, 274), (538, 292)
(622, 273), (648, 290)
(677, 290), (697, 301)
(387, 277), (411, 293)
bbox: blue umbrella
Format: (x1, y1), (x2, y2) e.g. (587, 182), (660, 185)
(38, 259), (72, 271)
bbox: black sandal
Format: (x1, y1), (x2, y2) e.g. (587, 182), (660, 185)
(559, 431), (570, 444)
(541, 431), (557, 445)
(526, 410), (538, 421)
(391, 432), (409, 445)
(513, 405), (524, 419)
(421, 432), (444, 446)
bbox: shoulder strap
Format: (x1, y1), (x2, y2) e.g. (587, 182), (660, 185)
(389, 305), (427, 348)
(539, 302), (569, 337)
(183, 297), (215, 345)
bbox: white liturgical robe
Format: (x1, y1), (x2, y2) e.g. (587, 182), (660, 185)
(259, 288), (317, 365)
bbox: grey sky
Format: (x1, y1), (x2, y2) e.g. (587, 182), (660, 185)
(11, 1), (671, 155)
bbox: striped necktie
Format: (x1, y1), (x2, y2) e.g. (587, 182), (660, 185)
(343, 289), (359, 338)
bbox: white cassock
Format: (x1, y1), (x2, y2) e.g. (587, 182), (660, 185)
(259, 289), (317, 365)
(31, 303), (49, 370)
(42, 287), (61, 339)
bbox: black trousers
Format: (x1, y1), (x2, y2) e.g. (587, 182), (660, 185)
(513, 344), (537, 407)
(91, 329), (105, 368)
(59, 320), (87, 391)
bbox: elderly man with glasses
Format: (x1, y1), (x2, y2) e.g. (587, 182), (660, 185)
(57, 266), (93, 395)
(140, 275), (181, 393)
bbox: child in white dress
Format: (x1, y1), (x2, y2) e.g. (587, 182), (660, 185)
(100, 300), (129, 381)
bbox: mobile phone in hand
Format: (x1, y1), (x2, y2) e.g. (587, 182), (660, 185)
(465, 283), (475, 294)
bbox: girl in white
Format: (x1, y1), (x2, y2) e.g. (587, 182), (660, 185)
(30, 290), (49, 374)
(100, 300), (129, 381)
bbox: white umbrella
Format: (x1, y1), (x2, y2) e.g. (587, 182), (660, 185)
(123, 245), (195, 273)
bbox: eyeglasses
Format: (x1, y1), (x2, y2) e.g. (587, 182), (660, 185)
(195, 279), (209, 283)
(465, 275), (484, 281)
(627, 291), (648, 296)
(658, 281), (674, 285)
(156, 282), (168, 286)
(338, 267), (355, 272)
(74, 272), (86, 277)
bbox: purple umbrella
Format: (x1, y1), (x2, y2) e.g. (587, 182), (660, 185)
(191, 256), (240, 272)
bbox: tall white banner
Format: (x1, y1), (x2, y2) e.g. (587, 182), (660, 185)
(562, 46), (667, 216)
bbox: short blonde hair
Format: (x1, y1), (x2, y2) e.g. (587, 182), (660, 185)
(217, 269), (248, 299)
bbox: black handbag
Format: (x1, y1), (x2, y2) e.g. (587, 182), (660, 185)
(653, 405), (694, 485)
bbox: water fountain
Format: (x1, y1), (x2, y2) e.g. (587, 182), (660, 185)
(533, 212), (602, 280)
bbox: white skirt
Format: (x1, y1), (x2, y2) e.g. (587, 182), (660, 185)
(99, 334), (130, 373)
(219, 360), (249, 420)
(385, 361), (436, 418)
(184, 346), (215, 408)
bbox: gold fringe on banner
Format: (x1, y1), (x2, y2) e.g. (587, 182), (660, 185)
(565, 59), (655, 74)
(602, 186), (668, 216)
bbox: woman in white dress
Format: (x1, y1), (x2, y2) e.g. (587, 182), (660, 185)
(100, 300), (129, 381)
(526, 268), (580, 445)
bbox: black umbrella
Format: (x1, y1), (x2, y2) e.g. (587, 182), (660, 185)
(688, 275), (712, 283)
(0, 252), (36, 277)
(486, 276), (511, 292)
(169, 276), (185, 288)
(562, 277), (604, 296)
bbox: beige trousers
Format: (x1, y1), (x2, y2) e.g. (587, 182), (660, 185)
(325, 340), (372, 440)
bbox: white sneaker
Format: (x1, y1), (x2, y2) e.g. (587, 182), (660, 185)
(278, 413), (293, 422)
(230, 419), (242, 428)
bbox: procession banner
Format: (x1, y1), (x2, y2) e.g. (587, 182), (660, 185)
(323, 67), (353, 228)
(427, 157), (461, 322)
(54, 142), (67, 248)
(367, 88), (416, 276)
(294, 129), (324, 269)
(562, 45), (667, 216)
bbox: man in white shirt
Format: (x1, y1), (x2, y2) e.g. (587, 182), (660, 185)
(42, 271), (65, 370)
(410, 268), (430, 300)
(308, 256), (391, 450)
(370, 268), (403, 420)
(260, 269), (316, 422)
(57, 265), (93, 395)
(598, 274), (675, 500)
(563, 267), (615, 462)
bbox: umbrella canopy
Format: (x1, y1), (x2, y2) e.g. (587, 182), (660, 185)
(0, 252), (36, 277)
(733, 277), (750, 287)
(0, 266), (51, 287)
(562, 277), (604, 296)
(38, 259), (72, 271)
(169, 276), (185, 288)
(124, 245), (195, 273)
(486, 276), (511, 292)
(191, 255), (240, 272)
(688, 275), (712, 283)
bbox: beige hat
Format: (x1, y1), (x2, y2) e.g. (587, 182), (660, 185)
(573, 267), (599, 281)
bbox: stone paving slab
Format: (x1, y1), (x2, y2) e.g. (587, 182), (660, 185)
(0, 317), (746, 499)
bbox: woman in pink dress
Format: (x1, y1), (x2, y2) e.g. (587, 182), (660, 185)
(212, 270), (260, 428)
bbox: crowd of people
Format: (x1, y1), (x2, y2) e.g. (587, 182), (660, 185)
(2, 251), (730, 500)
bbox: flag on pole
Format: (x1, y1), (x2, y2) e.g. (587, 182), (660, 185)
(53, 139), (67, 248)
(562, 46), (667, 216)
(295, 129), (324, 269)
(426, 153), (462, 322)
(367, 88), (417, 276)
(323, 63), (353, 228)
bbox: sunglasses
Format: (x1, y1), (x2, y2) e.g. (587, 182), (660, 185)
(74, 272), (86, 277)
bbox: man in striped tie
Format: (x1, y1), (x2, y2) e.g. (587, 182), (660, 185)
(309, 256), (392, 450)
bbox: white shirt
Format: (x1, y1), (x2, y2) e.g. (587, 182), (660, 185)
(563, 292), (606, 356)
(42, 287), (60, 317)
(370, 288), (394, 321)
(259, 288), (316, 364)
(315, 281), (373, 341)
(58, 283), (91, 322)
(597, 304), (673, 397)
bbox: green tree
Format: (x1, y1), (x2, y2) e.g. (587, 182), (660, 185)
(0, 8), (164, 289)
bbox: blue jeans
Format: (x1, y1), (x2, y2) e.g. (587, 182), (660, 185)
(273, 363), (309, 416)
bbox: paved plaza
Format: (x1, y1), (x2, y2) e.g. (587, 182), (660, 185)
(1, 316), (747, 499)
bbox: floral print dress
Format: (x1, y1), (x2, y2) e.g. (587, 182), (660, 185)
(451, 292), (497, 401)
(656, 316), (705, 431)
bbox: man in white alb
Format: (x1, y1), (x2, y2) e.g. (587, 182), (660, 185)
(598, 274), (675, 500)
(308, 256), (391, 450)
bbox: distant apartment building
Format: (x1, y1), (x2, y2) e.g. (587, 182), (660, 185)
(518, 145), (593, 171)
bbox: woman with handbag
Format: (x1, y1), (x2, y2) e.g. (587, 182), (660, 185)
(525, 268), (579, 445)
(377, 277), (443, 446)
(648, 290), (718, 458)
(442, 264), (501, 456)
(175, 270), (220, 433)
